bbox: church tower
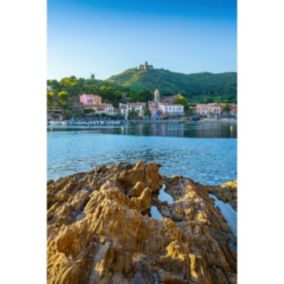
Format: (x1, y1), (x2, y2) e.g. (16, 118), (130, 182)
(154, 89), (160, 102)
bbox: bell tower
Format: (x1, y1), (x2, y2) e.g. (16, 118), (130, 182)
(154, 89), (160, 102)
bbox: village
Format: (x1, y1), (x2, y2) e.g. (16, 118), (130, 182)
(48, 87), (237, 125)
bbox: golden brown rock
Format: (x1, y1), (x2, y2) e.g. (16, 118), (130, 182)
(207, 180), (237, 210)
(47, 161), (236, 284)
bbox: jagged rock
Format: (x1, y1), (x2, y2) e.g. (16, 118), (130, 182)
(207, 181), (237, 209)
(129, 181), (145, 197)
(48, 161), (237, 284)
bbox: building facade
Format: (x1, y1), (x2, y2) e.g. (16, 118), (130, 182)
(92, 104), (115, 116)
(158, 103), (184, 115)
(195, 103), (223, 117)
(119, 103), (145, 118)
(79, 94), (102, 106)
(79, 94), (116, 116)
(148, 89), (184, 118)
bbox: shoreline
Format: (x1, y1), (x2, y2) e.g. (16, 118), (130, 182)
(47, 118), (237, 131)
(48, 161), (237, 283)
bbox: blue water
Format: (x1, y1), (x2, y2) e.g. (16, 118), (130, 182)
(210, 194), (237, 235)
(48, 131), (236, 185)
(158, 185), (174, 204)
(151, 206), (163, 220)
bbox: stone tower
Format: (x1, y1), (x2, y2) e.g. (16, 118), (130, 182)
(154, 89), (160, 102)
(144, 61), (149, 70)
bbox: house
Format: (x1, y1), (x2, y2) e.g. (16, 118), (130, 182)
(79, 94), (116, 116)
(230, 104), (237, 115)
(195, 103), (223, 117)
(148, 89), (184, 118)
(92, 104), (115, 116)
(79, 94), (102, 106)
(159, 103), (184, 116)
(119, 102), (145, 118)
(148, 101), (161, 118)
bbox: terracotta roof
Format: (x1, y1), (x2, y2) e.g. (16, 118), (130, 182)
(159, 103), (184, 107)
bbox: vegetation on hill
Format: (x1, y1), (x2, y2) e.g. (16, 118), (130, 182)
(47, 66), (237, 117)
(108, 68), (237, 103)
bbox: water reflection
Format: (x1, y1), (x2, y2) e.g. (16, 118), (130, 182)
(50, 121), (237, 138)
(210, 194), (237, 235)
(125, 122), (237, 138)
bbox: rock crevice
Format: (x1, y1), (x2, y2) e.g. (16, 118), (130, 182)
(48, 161), (237, 284)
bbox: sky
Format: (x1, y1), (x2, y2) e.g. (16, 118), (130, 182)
(48, 0), (237, 80)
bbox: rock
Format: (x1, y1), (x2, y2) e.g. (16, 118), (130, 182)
(207, 181), (237, 210)
(47, 161), (236, 284)
(129, 181), (145, 197)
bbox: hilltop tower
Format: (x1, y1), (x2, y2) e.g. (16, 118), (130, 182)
(144, 61), (149, 70)
(154, 89), (160, 102)
(139, 61), (154, 71)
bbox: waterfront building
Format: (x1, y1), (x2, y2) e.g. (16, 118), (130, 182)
(148, 101), (161, 118)
(79, 94), (102, 106)
(195, 103), (223, 117)
(119, 102), (145, 119)
(148, 90), (184, 118)
(79, 94), (116, 116)
(230, 104), (237, 115)
(92, 104), (115, 116)
(158, 103), (184, 116)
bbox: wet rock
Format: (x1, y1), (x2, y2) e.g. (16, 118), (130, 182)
(208, 181), (237, 210)
(47, 161), (237, 284)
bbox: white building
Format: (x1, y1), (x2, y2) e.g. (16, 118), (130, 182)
(158, 103), (184, 116)
(148, 89), (184, 117)
(195, 103), (222, 117)
(119, 103), (145, 118)
(92, 104), (115, 116)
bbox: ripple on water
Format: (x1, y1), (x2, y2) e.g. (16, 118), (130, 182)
(48, 131), (236, 185)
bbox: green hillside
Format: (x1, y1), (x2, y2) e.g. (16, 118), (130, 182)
(107, 67), (237, 103)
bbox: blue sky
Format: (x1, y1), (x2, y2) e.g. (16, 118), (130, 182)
(48, 0), (236, 79)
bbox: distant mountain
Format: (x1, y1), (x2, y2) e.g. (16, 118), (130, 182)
(107, 65), (237, 103)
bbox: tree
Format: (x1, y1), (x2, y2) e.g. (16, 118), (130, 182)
(173, 94), (188, 110)
(128, 108), (139, 119)
(58, 90), (69, 100)
(222, 103), (231, 113)
(84, 108), (95, 114)
(143, 108), (151, 118)
(47, 91), (55, 100)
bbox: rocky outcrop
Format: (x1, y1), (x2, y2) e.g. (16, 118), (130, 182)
(207, 181), (237, 210)
(48, 162), (237, 284)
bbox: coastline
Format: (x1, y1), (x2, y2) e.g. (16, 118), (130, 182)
(47, 117), (237, 132)
(48, 161), (237, 283)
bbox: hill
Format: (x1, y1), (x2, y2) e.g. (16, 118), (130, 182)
(47, 65), (237, 118)
(107, 66), (237, 103)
